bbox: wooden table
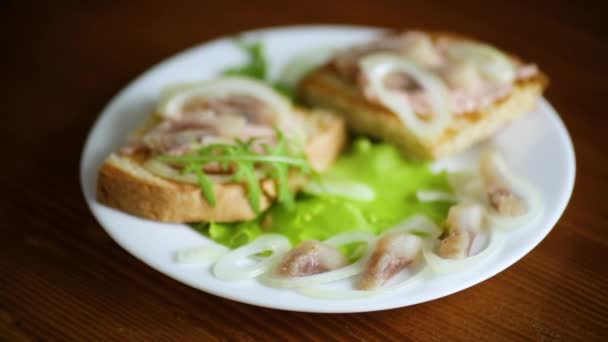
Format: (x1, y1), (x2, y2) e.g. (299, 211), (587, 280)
(3, 1), (606, 340)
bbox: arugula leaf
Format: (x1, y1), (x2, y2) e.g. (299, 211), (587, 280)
(270, 81), (295, 99)
(263, 129), (307, 209)
(222, 40), (268, 80)
(228, 139), (262, 212)
(184, 162), (216, 206)
(157, 133), (310, 213)
(221, 40), (295, 99)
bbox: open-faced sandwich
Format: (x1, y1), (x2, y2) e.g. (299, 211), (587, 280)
(299, 30), (548, 159)
(97, 77), (346, 222)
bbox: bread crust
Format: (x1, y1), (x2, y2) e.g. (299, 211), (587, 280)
(298, 32), (549, 160)
(96, 111), (346, 222)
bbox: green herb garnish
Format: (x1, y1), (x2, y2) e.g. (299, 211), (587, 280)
(221, 39), (294, 98)
(157, 130), (311, 212)
(270, 81), (295, 99)
(222, 40), (268, 80)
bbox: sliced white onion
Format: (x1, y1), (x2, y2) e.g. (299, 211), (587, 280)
(213, 234), (291, 281)
(422, 231), (505, 275)
(447, 170), (486, 203)
(323, 231), (377, 247)
(384, 214), (443, 239)
(260, 231), (376, 289)
(377, 266), (430, 293)
(446, 167), (543, 231)
(303, 179), (376, 202)
(353, 221), (432, 292)
(278, 47), (336, 88)
(175, 244), (229, 264)
(446, 42), (516, 84)
(157, 77), (293, 127)
(359, 53), (450, 141)
(296, 267), (429, 299)
(260, 255), (369, 289)
(480, 150), (544, 230)
(486, 178), (543, 230)
(416, 190), (458, 203)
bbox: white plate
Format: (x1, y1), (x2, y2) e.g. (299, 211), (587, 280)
(80, 25), (575, 313)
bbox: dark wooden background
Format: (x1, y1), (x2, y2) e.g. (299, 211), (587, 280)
(2, 0), (607, 340)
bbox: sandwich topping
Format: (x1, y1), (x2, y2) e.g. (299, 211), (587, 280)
(123, 96), (278, 156)
(121, 77), (310, 212)
(359, 53), (450, 141)
(122, 77), (298, 157)
(332, 31), (539, 118)
(277, 240), (348, 277)
(438, 204), (485, 259)
(358, 232), (422, 290)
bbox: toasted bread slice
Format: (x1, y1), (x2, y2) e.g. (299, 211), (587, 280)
(298, 32), (548, 160)
(97, 109), (346, 222)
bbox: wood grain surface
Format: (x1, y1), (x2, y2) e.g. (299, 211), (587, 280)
(2, 0), (607, 340)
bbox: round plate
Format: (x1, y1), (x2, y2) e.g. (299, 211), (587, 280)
(80, 25), (575, 313)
